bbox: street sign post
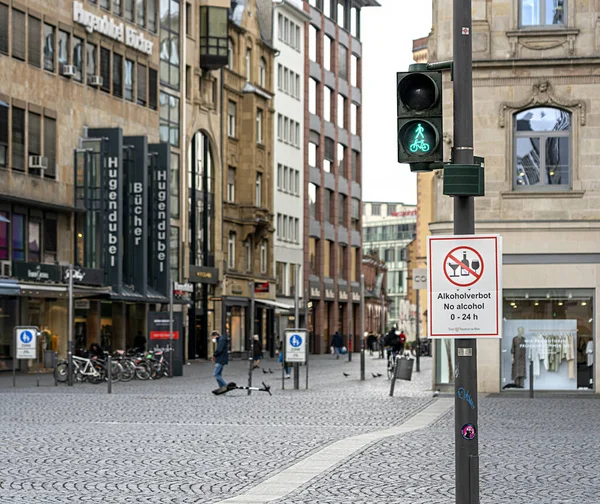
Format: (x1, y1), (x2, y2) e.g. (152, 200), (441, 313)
(13, 326), (39, 387)
(284, 329), (307, 364)
(427, 235), (502, 339)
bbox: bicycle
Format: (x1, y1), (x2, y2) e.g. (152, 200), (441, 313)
(55, 355), (104, 384)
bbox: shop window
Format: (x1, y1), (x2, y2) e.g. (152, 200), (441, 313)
(28, 15), (41, 68)
(12, 9), (26, 61)
(125, 59), (135, 101)
(43, 24), (55, 72)
(137, 64), (147, 105)
(12, 106), (25, 172)
(520, 0), (565, 27)
(0, 101), (7, 169)
(100, 48), (111, 93)
(11, 213), (25, 261)
(0, 4), (8, 55)
(0, 212), (8, 259)
(514, 107), (570, 189)
(73, 36), (83, 82)
(113, 53), (123, 98)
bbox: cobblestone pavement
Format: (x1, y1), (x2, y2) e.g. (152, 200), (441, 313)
(0, 353), (432, 503)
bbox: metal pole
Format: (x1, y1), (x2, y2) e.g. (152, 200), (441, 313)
(453, 0), (479, 502)
(67, 264), (74, 387)
(416, 290), (421, 372)
(248, 281), (255, 395)
(305, 288), (309, 390)
(380, 292), (385, 359)
(107, 354), (112, 394)
(294, 267), (300, 390)
(169, 281), (174, 378)
(36, 339), (40, 388)
(12, 331), (16, 388)
(360, 274), (365, 381)
(389, 355), (399, 397)
(54, 351), (58, 386)
(529, 359), (534, 399)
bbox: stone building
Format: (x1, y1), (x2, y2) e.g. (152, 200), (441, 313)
(221, 0), (277, 357)
(427, 0), (599, 393)
(361, 253), (388, 336)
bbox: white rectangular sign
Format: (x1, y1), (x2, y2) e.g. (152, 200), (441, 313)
(284, 329), (307, 363)
(15, 327), (39, 360)
(413, 268), (427, 290)
(427, 235), (502, 338)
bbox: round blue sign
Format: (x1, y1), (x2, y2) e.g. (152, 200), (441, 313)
(20, 330), (33, 344)
(289, 334), (303, 348)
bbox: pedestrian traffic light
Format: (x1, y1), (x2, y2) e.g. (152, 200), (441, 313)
(397, 64), (443, 172)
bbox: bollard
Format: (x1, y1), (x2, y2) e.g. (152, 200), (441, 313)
(389, 356), (400, 397)
(107, 355), (112, 394)
(54, 352), (58, 387)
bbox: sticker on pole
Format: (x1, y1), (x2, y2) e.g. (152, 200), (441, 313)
(15, 326), (39, 359)
(428, 235), (502, 338)
(284, 329), (307, 363)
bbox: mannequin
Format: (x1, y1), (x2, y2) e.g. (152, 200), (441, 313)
(511, 327), (527, 387)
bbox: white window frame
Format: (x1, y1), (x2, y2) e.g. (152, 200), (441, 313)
(228, 101), (236, 137)
(260, 240), (267, 273)
(256, 172), (263, 206)
(227, 167), (235, 202)
(228, 232), (236, 269)
(256, 109), (263, 144)
(519, 0), (566, 28)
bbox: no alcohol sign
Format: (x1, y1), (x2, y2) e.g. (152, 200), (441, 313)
(427, 235), (502, 338)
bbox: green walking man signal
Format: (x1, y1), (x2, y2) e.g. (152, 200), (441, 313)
(409, 123), (430, 153)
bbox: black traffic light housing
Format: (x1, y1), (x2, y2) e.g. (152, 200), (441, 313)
(397, 63), (443, 172)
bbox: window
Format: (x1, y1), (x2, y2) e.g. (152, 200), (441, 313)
(100, 47), (111, 93)
(43, 24), (55, 72)
(28, 111), (41, 170)
(337, 0), (346, 28)
(227, 38), (234, 69)
(324, 137), (334, 173)
(338, 44), (347, 80)
(12, 106), (25, 171)
(276, 262), (285, 295)
(256, 109), (263, 144)
(295, 75), (300, 99)
(283, 215), (288, 240)
(228, 101), (236, 137)
(351, 103), (358, 135)
(338, 94), (345, 128)
(125, 0), (134, 21)
(283, 67), (288, 93)
(296, 25), (300, 51)
(0, 212), (7, 259)
(159, 92), (180, 146)
(338, 194), (346, 225)
(113, 53), (123, 97)
(295, 218), (299, 242)
(12, 9), (26, 61)
(283, 166), (289, 191)
(277, 64), (282, 90)
(227, 167), (235, 202)
(245, 48), (251, 81)
(277, 164), (282, 189)
(245, 238), (252, 271)
(351, 7), (360, 38)
(351, 150), (359, 181)
(277, 114), (282, 140)
(86, 42), (98, 85)
(351, 198), (360, 230)
(58, 30), (69, 69)
(284, 117), (289, 142)
(113, 0), (122, 15)
(324, 36), (332, 71)
(371, 203), (381, 216)
(170, 152), (180, 218)
(324, 0), (331, 17)
(0, 3), (8, 55)
(324, 240), (331, 277)
(295, 171), (300, 196)
(260, 240), (267, 274)
(160, 0), (180, 89)
(338, 245), (346, 278)
(0, 102), (7, 168)
(324, 190), (332, 223)
(309, 25), (317, 62)
(309, 237), (317, 275)
(338, 143), (345, 175)
(255, 172), (262, 206)
(170, 226), (180, 283)
(309, 78), (317, 114)
(28, 15), (41, 67)
(43, 217), (57, 263)
(278, 14), (283, 40)
(309, 183), (318, 219)
(309, 142), (317, 167)
(137, 64), (147, 105)
(228, 232), (236, 269)
(12, 214), (25, 261)
(44, 116), (56, 178)
(284, 18), (289, 44)
(147, 0), (156, 31)
(351, 54), (358, 87)
(125, 59), (135, 100)
(149, 68), (158, 109)
(136, 0), (146, 27)
(520, 0), (565, 27)
(387, 204), (396, 216)
(514, 107), (571, 188)
(259, 57), (266, 87)
(73, 36), (83, 82)
(324, 87), (332, 122)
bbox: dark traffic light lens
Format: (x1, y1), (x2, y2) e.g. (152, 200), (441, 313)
(399, 120), (438, 156)
(398, 74), (437, 111)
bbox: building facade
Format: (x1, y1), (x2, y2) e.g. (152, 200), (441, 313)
(222, 0), (277, 357)
(428, 0), (599, 393)
(304, 0), (378, 354)
(272, 0), (310, 341)
(362, 202), (416, 333)
(361, 253), (388, 336)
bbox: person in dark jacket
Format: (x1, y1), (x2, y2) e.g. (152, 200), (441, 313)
(252, 334), (263, 369)
(331, 331), (343, 359)
(211, 330), (229, 389)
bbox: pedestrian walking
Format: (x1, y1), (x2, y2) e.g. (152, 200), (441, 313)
(331, 331), (343, 359)
(252, 334), (263, 369)
(211, 330), (229, 393)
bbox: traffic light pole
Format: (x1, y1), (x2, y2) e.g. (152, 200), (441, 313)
(453, 0), (479, 503)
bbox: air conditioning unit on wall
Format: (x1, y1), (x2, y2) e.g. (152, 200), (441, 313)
(0, 260), (11, 277)
(62, 65), (76, 77)
(88, 75), (103, 87)
(29, 155), (48, 170)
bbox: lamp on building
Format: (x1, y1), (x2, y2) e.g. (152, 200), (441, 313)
(199, 0), (229, 70)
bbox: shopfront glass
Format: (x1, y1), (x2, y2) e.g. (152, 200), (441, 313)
(435, 338), (456, 385)
(502, 289), (594, 391)
(0, 297), (18, 370)
(227, 306), (246, 352)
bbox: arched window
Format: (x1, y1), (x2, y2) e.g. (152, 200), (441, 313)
(259, 57), (266, 87)
(514, 107), (571, 189)
(227, 38), (234, 69)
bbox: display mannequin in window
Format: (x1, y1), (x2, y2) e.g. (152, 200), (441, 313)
(511, 327), (527, 388)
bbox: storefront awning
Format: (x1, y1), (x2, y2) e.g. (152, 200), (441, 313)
(256, 299), (295, 311)
(17, 282), (111, 298)
(0, 279), (19, 295)
(146, 286), (169, 304)
(109, 286), (146, 302)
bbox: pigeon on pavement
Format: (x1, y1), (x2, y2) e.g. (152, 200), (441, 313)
(343, 372), (350, 377)
(433, 389), (441, 398)
(372, 372), (378, 378)
(268, 368), (274, 374)
(262, 369), (268, 374)
(376, 373), (382, 377)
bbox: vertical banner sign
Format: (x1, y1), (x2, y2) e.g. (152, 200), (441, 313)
(427, 235), (502, 338)
(148, 144), (171, 296)
(89, 128), (123, 290)
(124, 136), (149, 296)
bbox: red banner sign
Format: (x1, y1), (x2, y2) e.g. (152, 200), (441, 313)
(150, 331), (180, 340)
